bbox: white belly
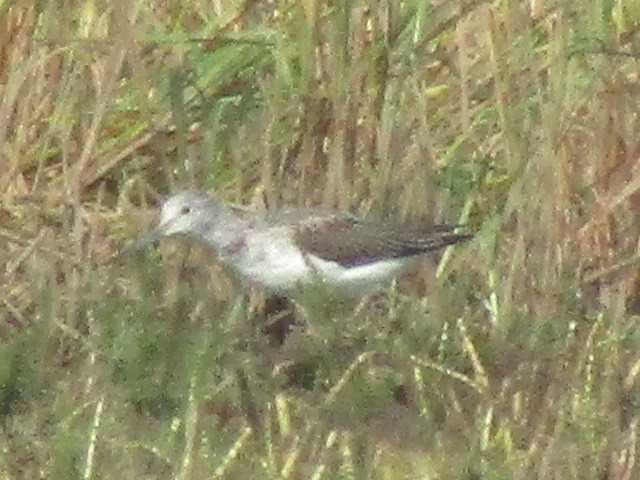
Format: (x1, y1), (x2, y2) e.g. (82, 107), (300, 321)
(230, 230), (414, 295)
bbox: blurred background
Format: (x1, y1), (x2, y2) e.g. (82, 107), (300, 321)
(2, 0), (640, 478)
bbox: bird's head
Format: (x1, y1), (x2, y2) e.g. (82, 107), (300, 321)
(154, 190), (222, 237)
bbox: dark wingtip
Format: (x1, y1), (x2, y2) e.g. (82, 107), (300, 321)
(452, 232), (474, 243)
(439, 230), (474, 249)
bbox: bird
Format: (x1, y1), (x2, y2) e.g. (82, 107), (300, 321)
(137, 190), (471, 297)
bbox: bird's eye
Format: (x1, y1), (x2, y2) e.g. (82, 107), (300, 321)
(180, 206), (191, 215)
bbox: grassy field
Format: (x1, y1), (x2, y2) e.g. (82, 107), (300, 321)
(2, 0), (640, 478)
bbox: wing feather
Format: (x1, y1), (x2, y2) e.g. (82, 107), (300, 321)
(270, 209), (471, 267)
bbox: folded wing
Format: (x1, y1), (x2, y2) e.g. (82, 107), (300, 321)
(272, 209), (471, 268)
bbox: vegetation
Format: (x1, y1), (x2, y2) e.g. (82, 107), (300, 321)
(1, 0), (640, 478)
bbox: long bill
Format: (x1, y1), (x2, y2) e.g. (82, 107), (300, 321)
(119, 225), (169, 257)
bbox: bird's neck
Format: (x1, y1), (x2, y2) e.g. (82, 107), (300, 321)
(196, 210), (257, 255)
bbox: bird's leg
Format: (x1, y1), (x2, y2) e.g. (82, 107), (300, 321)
(261, 294), (298, 345)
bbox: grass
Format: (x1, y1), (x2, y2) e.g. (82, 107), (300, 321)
(1, 0), (640, 478)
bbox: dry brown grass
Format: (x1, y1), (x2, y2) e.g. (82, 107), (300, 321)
(2, 0), (640, 478)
